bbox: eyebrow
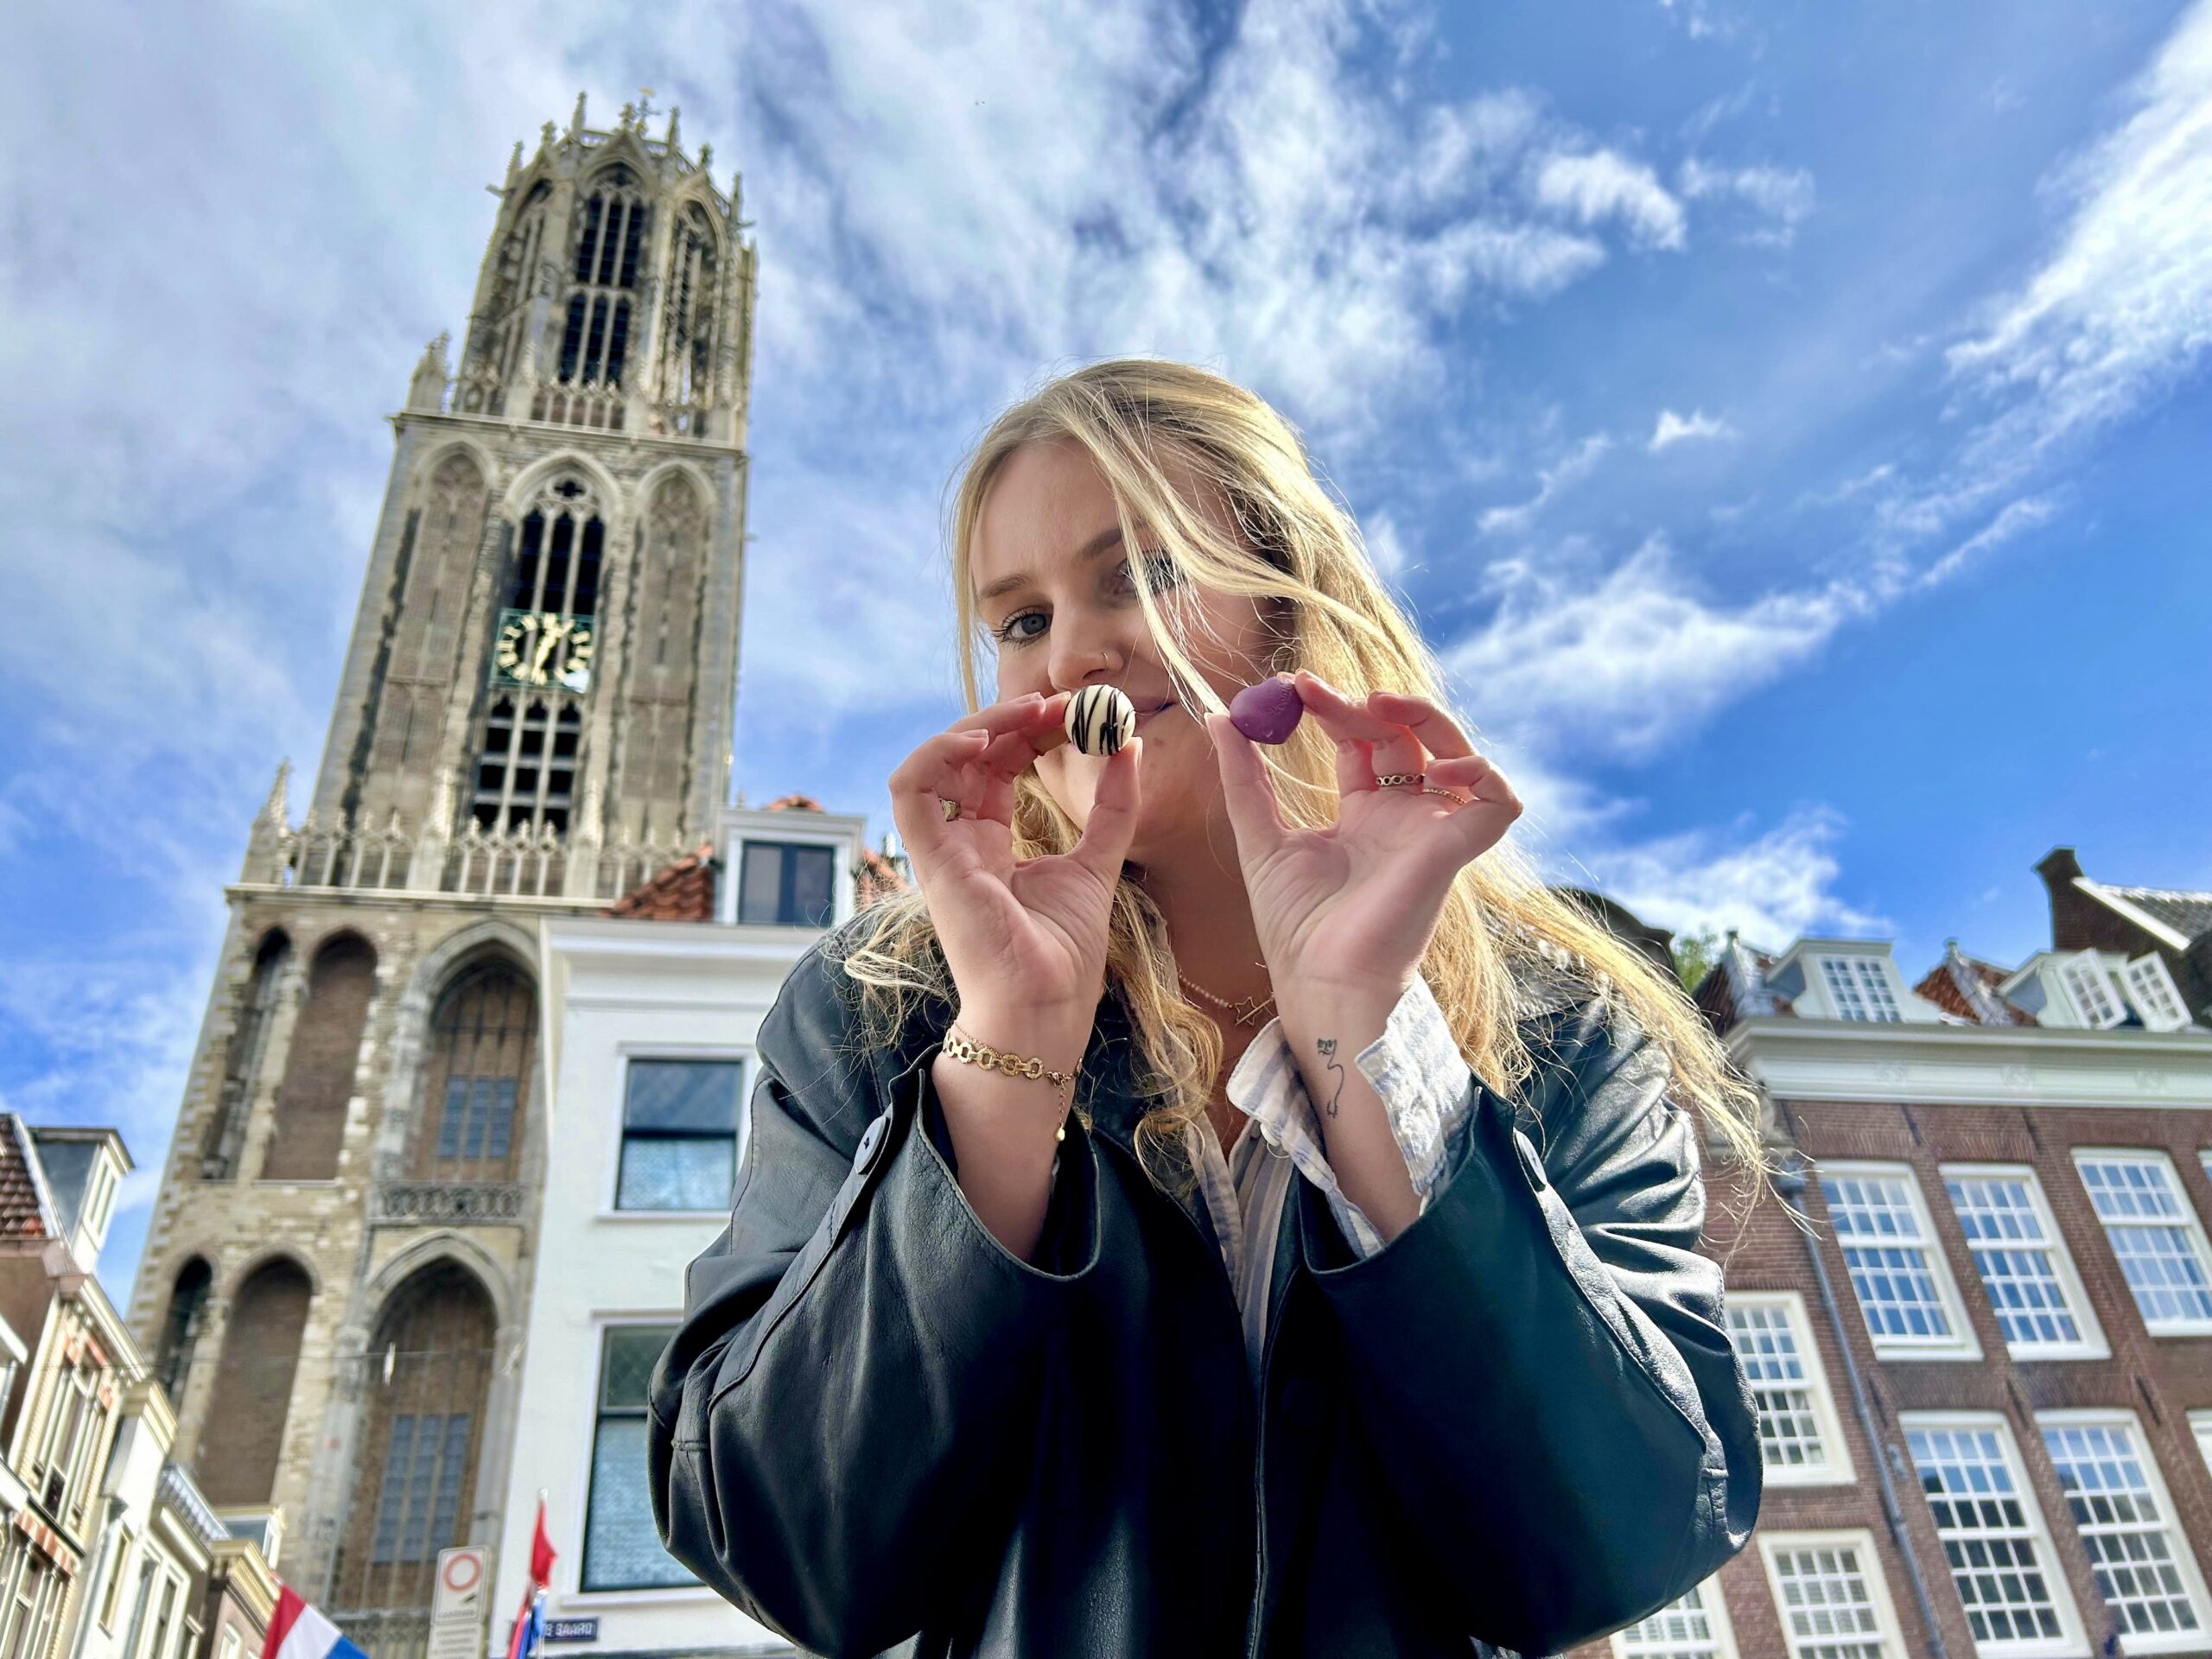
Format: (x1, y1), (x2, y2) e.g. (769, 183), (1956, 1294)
(976, 524), (1125, 606)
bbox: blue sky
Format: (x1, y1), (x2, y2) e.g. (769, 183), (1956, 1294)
(4, 0), (2209, 1288)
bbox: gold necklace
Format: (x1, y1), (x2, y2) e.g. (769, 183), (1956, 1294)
(1175, 968), (1275, 1027)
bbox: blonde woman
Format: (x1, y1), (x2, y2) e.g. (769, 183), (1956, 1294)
(649, 359), (1763, 1658)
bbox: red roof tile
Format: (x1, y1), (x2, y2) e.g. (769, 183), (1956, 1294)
(604, 842), (717, 922)
(0, 1118), (48, 1239)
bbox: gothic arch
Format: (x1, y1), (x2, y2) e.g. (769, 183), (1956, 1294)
(407, 957), (536, 1180)
(358, 1230), (517, 1332)
(153, 1255), (213, 1399)
(632, 458), (715, 513)
(411, 437), (499, 499)
(201, 927), (290, 1179)
(500, 452), (622, 522)
(332, 1261), (500, 1613)
(199, 1254), (315, 1507)
(263, 931), (377, 1181)
(378, 921), (541, 1181)
(225, 1241), (327, 1301)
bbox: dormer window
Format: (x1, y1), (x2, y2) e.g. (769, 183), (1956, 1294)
(2124, 955), (2190, 1032)
(1817, 955), (1902, 1022)
(2059, 951), (2126, 1029)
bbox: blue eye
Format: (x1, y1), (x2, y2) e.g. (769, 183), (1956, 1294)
(993, 610), (1047, 647)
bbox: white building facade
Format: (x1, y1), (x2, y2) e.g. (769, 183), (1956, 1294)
(493, 804), (881, 1659)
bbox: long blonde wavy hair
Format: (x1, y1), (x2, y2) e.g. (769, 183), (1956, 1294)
(832, 357), (1766, 1185)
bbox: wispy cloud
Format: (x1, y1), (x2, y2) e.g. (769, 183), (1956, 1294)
(1478, 432), (1615, 535)
(1531, 149), (1688, 251)
(1649, 408), (1738, 451)
(1569, 805), (1889, 946)
(1678, 157), (1817, 245)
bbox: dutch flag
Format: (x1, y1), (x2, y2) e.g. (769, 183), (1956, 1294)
(259, 1588), (368, 1659)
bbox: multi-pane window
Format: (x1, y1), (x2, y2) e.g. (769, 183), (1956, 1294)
(583, 1325), (694, 1591)
(1942, 1167), (2102, 1357)
(617, 1059), (746, 1211)
(2058, 953), (2125, 1028)
(2075, 1153), (2212, 1332)
(473, 697), (582, 835)
(2125, 956), (2190, 1031)
(1726, 1294), (1850, 1484)
(1612, 1578), (1737, 1659)
(369, 1414), (472, 1564)
(737, 841), (837, 928)
(1822, 1165), (1976, 1357)
(560, 166), (649, 389)
(1903, 1416), (2077, 1654)
(2040, 1414), (2209, 1648)
(1819, 956), (1903, 1022)
(1761, 1534), (1899, 1659)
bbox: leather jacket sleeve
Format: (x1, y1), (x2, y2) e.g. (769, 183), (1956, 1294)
(644, 935), (1103, 1657)
(1292, 989), (1763, 1656)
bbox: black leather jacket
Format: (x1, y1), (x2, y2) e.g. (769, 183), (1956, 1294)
(648, 921), (1762, 1658)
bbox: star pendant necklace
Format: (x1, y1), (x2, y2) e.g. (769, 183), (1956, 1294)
(1175, 965), (1276, 1028)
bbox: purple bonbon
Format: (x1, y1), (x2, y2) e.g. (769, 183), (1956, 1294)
(1229, 676), (1304, 744)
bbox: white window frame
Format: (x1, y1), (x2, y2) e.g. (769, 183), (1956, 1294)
(1611, 1572), (1739, 1659)
(2037, 1408), (2212, 1656)
(2124, 956), (2190, 1032)
(2059, 951), (2126, 1029)
(2073, 1149), (2212, 1336)
(1758, 1529), (1907, 1659)
(563, 1316), (715, 1606)
(1726, 1290), (1855, 1485)
(1818, 954), (1904, 1022)
(1898, 1410), (2087, 1659)
(1940, 1164), (2107, 1361)
(1820, 1161), (1982, 1360)
(604, 1046), (753, 1218)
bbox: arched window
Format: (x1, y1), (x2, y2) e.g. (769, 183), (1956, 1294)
(202, 930), (289, 1179)
(334, 1263), (497, 1616)
(199, 1258), (313, 1506)
(154, 1258), (213, 1399)
(412, 963), (535, 1180)
(462, 181), (550, 412)
(264, 934), (375, 1180)
(505, 477), (603, 619)
(657, 203), (719, 423)
(559, 166), (649, 390)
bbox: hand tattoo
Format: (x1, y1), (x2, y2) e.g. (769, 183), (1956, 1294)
(1315, 1036), (1345, 1119)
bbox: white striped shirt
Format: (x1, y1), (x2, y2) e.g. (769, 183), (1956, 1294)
(1198, 969), (1476, 1376)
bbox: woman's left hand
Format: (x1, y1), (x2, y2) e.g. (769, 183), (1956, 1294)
(1205, 670), (1522, 1002)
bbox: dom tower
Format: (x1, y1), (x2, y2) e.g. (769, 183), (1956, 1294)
(126, 95), (754, 1655)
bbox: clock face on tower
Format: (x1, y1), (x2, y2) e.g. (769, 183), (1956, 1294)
(493, 608), (595, 693)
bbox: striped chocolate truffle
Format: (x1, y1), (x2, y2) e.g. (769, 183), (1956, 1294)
(1065, 684), (1138, 756)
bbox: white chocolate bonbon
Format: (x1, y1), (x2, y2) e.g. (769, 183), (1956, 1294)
(1065, 685), (1138, 756)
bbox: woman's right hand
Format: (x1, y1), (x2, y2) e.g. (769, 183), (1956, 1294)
(887, 691), (1144, 1024)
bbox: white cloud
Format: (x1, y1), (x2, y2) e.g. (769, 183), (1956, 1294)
(1678, 157), (1817, 245)
(1566, 805), (1889, 947)
(1531, 149), (1688, 251)
(1442, 535), (1862, 759)
(1946, 0), (2212, 468)
(1917, 494), (2060, 588)
(1478, 432), (1614, 535)
(1649, 408), (1738, 451)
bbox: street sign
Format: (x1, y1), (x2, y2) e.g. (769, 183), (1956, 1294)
(544, 1619), (599, 1644)
(429, 1548), (488, 1659)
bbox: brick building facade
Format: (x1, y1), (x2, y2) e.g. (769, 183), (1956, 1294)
(1571, 849), (2212, 1659)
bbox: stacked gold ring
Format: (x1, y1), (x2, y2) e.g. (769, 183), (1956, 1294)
(1374, 772), (1423, 789)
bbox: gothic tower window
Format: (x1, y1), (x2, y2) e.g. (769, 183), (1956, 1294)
(154, 1257), (213, 1399)
(472, 698), (582, 834)
(201, 930), (289, 1179)
(506, 478), (604, 619)
(334, 1262), (497, 1617)
(263, 933), (376, 1181)
(559, 165), (649, 389)
(199, 1257), (313, 1506)
(461, 181), (550, 412)
(658, 203), (720, 428)
(411, 962), (535, 1180)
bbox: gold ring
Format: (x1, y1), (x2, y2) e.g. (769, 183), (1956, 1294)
(939, 797), (963, 822)
(1422, 785), (1471, 805)
(1374, 772), (1423, 789)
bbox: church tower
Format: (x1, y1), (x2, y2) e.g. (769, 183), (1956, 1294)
(126, 96), (754, 1654)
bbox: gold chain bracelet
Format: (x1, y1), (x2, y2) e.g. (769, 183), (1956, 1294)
(942, 1026), (1077, 1141)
